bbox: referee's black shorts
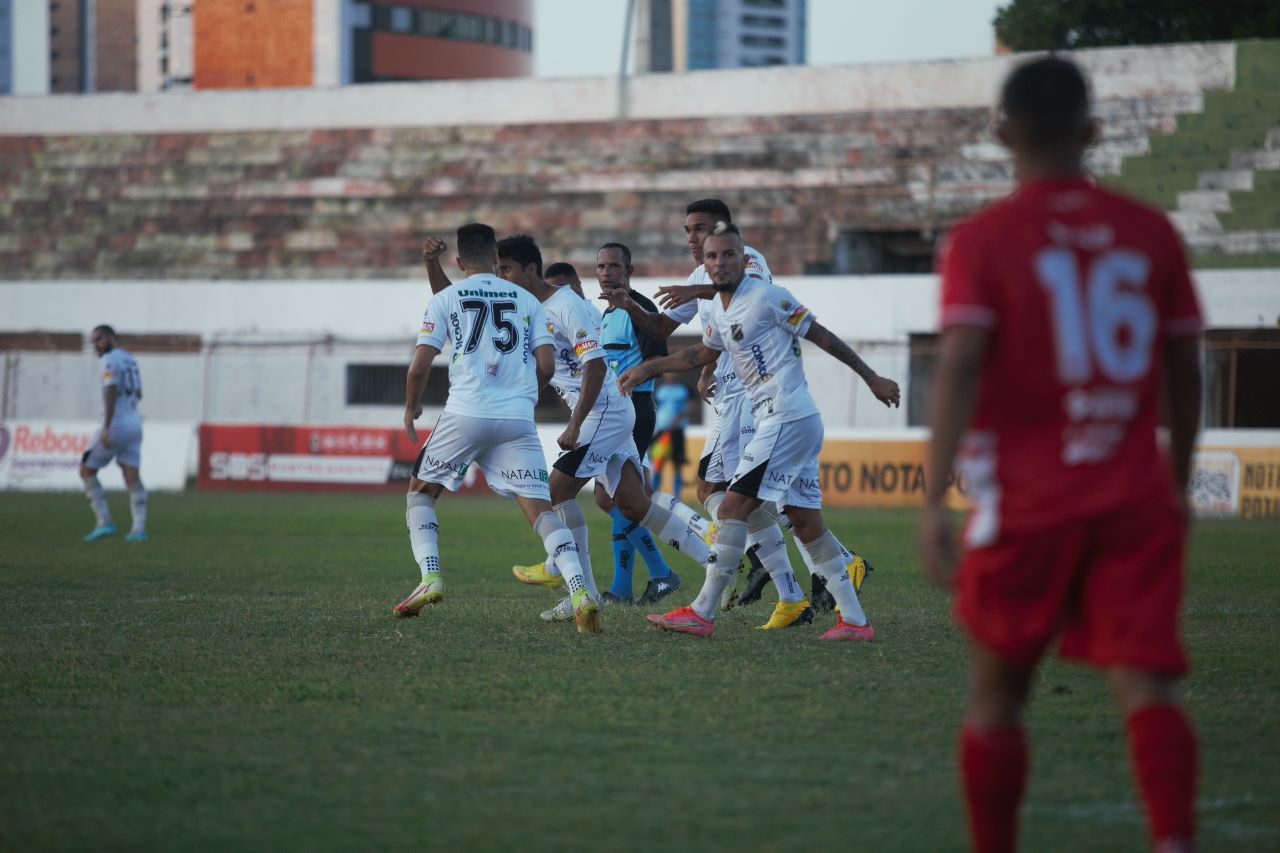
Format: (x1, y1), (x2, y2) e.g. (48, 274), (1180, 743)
(631, 391), (656, 455)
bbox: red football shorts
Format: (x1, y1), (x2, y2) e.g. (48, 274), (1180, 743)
(955, 499), (1189, 675)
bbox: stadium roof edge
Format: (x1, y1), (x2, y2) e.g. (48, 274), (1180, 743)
(0, 41), (1237, 137)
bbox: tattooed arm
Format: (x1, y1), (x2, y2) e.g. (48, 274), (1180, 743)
(803, 321), (901, 408)
(617, 343), (719, 395)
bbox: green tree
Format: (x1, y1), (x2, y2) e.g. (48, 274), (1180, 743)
(994, 0), (1280, 51)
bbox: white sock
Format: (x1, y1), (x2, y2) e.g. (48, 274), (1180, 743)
(800, 530), (868, 625)
(640, 501), (710, 564)
(652, 491), (709, 538)
(690, 518), (746, 620)
(406, 492), (442, 580)
(703, 490), (725, 523)
(534, 511), (587, 597)
(746, 509), (802, 603)
(83, 474), (111, 526)
(128, 482), (147, 533)
(554, 500), (598, 601)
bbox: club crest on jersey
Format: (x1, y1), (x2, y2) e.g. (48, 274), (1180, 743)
(785, 306), (808, 327)
(780, 300), (792, 310)
(730, 323), (744, 342)
(546, 322), (556, 335)
(575, 328), (588, 340)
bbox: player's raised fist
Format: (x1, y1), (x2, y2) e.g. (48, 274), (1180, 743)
(868, 375), (901, 408)
(422, 236), (447, 266)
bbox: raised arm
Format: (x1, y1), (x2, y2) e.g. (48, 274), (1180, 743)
(422, 237), (454, 294)
(617, 343), (719, 395)
(803, 320), (901, 408)
(601, 289), (681, 339)
(404, 344), (440, 442)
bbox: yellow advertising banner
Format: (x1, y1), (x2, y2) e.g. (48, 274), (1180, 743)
(678, 436), (967, 509)
(671, 435), (1280, 517)
(1195, 445), (1280, 519)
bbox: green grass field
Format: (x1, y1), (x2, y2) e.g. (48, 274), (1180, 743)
(1, 492), (1277, 852)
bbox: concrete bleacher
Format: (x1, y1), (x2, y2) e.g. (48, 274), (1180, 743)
(1105, 41), (1280, 268)
(0, 40), (1270, 280)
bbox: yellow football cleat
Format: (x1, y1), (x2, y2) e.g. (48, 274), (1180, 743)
(572, 588), (603, 635)
(392, 576), (445, 618)
(756, 599), (816, 630)
(512, 561), (562, 588)
(849, 554), (874, 594)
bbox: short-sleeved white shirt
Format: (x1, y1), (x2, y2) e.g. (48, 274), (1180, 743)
(416, 274), (553, 421)
(663, 245), (771, 401)
(543, 285), (623, 413)
(701, 277), (818, 426)
(100, 347), (142, 426)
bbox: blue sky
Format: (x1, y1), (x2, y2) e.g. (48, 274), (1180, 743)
(533, 0), (1006, 78)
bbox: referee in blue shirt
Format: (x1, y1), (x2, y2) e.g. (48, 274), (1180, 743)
(595, 243), (679, 604)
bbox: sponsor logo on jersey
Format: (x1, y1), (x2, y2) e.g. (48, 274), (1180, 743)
(785, 306), (809, 327)
(501, 467), (550, 482)
(457, 288), (518, 299)
(705, 325), (714, 338)
(749, 344), (772, 382)
(575, 328), (588, 340)
(588, 451), (610, 466)
(420, 321), (435, 333)
(780, 300), (792, 310)
(423, 455), (469, 477)
(546, 322), (556, 335)
(730, 323), (744, 342)
(574, 339), (598, 357)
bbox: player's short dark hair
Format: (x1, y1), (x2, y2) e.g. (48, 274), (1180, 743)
(544, 262), (578, 280)
(497, 234), (543, 277)
(1000, 56), (1091, 149)
(456, 223), (497, 265)
(598, 242), (632, 266)
(92, 324), (116, 337)
(686, 198), (732, 222)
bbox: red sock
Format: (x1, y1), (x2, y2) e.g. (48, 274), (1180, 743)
(960, 724), (1028, 853)
(1126, 705), (1197, 846)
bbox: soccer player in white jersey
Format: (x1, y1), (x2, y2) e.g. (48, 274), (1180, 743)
(491, 236), (713, 621)
(393, 223), (601, 634)
(619, 224), (901, 639)
(80, 325), (148, 542)
(606, 199), (872, 630)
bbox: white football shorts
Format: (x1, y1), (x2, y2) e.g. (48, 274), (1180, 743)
(552, 396), (643, 498)
(82, 421), (143, 469)
(728, 412), (823, 509)
(414, 413), (550, 500)
(697, 392), (749, 485)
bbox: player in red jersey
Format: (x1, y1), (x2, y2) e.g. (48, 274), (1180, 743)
(920, 57), (1204, 853)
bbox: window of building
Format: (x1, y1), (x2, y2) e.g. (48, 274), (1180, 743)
(743, 0), (786, 7)
(1204, 329), (1280, 428)
(389, 7), (412, 32)
(832, 229), (937, 274)
(741, 14), (785, 28)
(740, 34), (784, 47)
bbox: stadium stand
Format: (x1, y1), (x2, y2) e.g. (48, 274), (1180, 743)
(0, 40), (1274, 279)
(1106, 41), (1280, 268)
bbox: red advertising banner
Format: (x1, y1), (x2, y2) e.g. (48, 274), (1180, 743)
(197, 424), (489, 493)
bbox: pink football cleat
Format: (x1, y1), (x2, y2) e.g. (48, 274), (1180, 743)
(646, 606), (714, 637)
(818, 618), (875, 642)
